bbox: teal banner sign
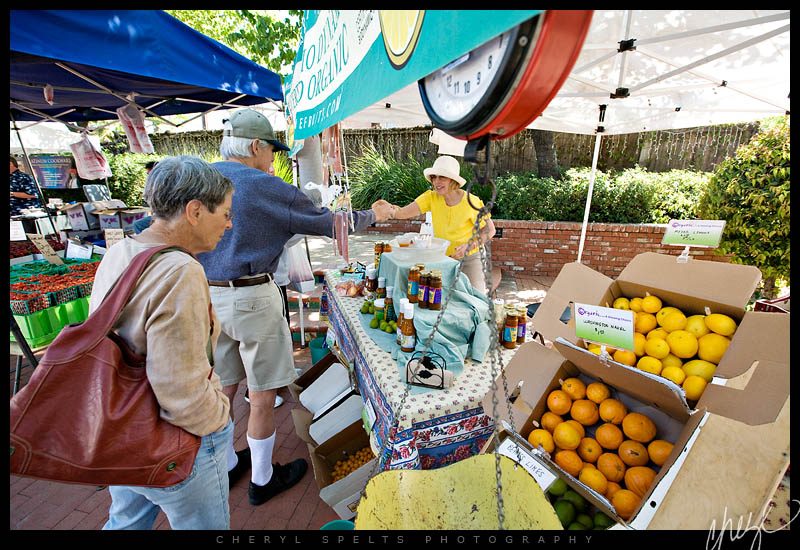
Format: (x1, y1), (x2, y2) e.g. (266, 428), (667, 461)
(284, 10), (540, 147)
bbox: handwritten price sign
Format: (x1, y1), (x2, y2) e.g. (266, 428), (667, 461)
(574, 302), (634, 351)
(26, 233), (64, 265)
(662, 219), (725, 248)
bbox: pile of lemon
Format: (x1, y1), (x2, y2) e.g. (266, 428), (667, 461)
(592, 294), (737, 402)
(331, 446), (375, 482)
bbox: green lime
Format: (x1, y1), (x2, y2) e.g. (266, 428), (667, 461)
(369, 318), (379, 329)
(384, 325), (394, 334)
(361, 305), (369, 314)
(593, 512), (615, 529)
(576, 513), (593, 529)
(562, 490), (586, 513)
(548, 478), (568, 497)
(552, 500), (575, 528)
(379, 321), (388, 330)
(369, 306), (375, 314)
(567, 521), (587, 530)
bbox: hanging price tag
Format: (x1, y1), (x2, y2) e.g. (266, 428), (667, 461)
(104, 228), (125, 250)
(496, 437), (557, 492)
(10, 220), (27, 241)
(662, 219), (726, 247)
(573, 302), (634, 351)
(26, 233), (64, 265)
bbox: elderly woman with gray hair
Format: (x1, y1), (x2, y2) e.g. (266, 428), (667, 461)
(89, 156), (235, 530)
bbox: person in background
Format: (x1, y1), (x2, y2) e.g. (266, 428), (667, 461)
(10, 155), (43, 215)
(131, 161), (159, 234)
(144, 160), (158, 174)
(198, 108), (394, 506)
(388, 155), (496, 294)
(89, 156), (234, 529)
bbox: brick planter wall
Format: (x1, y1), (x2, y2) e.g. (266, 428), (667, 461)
(365, 219), (732, 278)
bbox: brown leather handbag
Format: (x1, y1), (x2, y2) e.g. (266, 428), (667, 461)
(10, 245), (205, 487)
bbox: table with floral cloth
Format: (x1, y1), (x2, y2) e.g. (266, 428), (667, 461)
(324, 269), (523, 470)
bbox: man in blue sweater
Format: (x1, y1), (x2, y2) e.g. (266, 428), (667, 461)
(198, 109), (393, 506)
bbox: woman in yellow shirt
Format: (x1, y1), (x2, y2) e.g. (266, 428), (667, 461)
(389, 155), (496, 293)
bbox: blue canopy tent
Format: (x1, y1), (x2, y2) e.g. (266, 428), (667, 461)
(10, 10), (284, 128)
(9, 9), (285, 239)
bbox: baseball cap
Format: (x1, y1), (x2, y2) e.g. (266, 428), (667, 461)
(223, 109), (289, 152)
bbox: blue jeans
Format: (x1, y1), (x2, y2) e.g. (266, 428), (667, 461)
(103, 420), (233, 530)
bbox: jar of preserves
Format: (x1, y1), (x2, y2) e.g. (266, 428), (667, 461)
(374, 242), (385, 271)
(503, 305), (518, 349)
(428, 271), (443, 310)
(418, 271), (430, 309)
(493, 298), (505, 342)
(407, 266), (420, 303)
(516, 305), (528, 344)
(376, 276), (386, 300)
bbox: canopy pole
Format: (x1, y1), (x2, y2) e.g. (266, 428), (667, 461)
(10, 111), (59, 235)
(576, 133), (603, 264)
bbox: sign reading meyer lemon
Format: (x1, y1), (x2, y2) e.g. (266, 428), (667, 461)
(662, 219), (726, 248)
(284, 10), (539, 144)
(574, 303), (634, 352)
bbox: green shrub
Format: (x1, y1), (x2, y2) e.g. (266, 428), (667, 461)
(698, 116), (790, 297)
(106, 153), (157, 206)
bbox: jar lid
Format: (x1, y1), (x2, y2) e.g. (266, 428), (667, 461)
(374, 298), (385, 307)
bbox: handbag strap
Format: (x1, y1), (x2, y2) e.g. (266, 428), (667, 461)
(92, 244), (192, 336)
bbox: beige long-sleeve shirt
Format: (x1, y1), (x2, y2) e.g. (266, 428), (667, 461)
(89, 238), (229, 436)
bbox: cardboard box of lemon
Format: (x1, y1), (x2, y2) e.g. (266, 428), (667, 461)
(486, 252), (789, 529)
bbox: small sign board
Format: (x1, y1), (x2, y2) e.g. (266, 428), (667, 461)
(26, 233), (64, 265)
(496, 437), (557, 492)
(104, 228), (125, 250)
(65, 239), (94, 260)
(573, 302), (634, 352)
(662, 219), (726, 248)
(10, 220), (27, 241)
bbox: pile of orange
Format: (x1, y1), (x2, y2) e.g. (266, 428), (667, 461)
(529, 378), (676, 520)
(591, 294), (740, 404)
(331, 446), (374, 482)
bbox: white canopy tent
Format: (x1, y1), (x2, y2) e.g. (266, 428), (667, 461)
(9, 122), (82, 155)
(340, 10), (790, 262)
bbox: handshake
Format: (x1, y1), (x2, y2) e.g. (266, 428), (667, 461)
(370, 199), (400, 222)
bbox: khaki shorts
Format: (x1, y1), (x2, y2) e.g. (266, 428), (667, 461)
(460, 251), (487, 294)
(209, 281), (296, 391)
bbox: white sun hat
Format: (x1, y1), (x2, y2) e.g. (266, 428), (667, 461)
(423, 155), (466, 187)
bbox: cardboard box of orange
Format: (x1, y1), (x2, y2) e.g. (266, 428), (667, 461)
(485, 252), (790, 529)
(292, 409), (376, 520)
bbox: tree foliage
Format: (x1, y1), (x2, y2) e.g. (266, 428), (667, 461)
(698, 116), (790, 297)
(166, 10), (302, 75)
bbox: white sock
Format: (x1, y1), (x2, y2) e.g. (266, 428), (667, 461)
(227, 437), (238, 472)
(248, 432), (276, 486)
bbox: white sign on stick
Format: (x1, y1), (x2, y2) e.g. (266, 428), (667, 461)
(10, 221), (26, 241)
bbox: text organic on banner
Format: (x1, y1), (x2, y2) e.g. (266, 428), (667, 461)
(283, 9), (539, 147)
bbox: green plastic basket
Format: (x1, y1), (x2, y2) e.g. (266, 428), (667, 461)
(11, 296), (91, 348)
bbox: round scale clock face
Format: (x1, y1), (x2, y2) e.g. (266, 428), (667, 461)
(419, 11), (593, 140)
(421, 31), (515, 125)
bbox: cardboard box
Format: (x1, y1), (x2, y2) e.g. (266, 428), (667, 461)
(531, 252), (763, 348)
(59, 202), (100, 231)
(97, 207), (150, 231)
(529, 252), (781, 412)
(484, 313), (789, 529)
(292, 408), (376, 519)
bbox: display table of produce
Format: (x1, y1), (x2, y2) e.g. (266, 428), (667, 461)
(10, 258), (100, 347)
(324, 269), (525, 470)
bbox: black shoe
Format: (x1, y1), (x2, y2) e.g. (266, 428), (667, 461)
(248, 458), (309, 506)
(227, 447), (251, 487)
